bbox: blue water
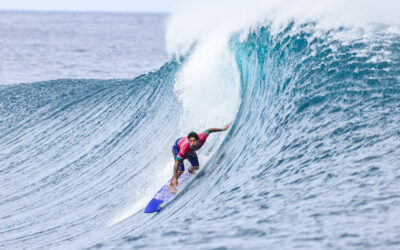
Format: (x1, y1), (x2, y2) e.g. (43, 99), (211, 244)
(0, 11), (167, 84)
(1, 9), (400, 250)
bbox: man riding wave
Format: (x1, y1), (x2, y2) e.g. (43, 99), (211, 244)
(169, 122), (232, 194)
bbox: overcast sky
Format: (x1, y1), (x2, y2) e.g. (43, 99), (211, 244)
(0, 0), (179, 13)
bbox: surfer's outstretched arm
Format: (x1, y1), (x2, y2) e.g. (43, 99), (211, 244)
(207, 122), (232, 134)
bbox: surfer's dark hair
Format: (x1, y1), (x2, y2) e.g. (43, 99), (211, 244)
(187, 131), (199, 140)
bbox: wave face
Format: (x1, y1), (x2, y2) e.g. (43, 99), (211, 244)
(0, 62), (184, 249)
(2, 9), (400, 250)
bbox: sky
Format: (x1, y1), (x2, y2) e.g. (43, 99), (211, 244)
(0, 0), (179, 13)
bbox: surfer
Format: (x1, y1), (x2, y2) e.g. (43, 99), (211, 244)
(168, 122), (232, 194)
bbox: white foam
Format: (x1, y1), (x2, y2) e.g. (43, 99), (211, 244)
(167, 0), (400, 57)
(168, 2), (246, 140)
(174, 33), (240, 135)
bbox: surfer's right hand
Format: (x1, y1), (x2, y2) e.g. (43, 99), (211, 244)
(171, 177), (178, 187)
(168, 184), (177, 194)
(169, 178), (178, 194)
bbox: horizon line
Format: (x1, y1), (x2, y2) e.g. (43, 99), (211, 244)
(0, 8), (170, 14)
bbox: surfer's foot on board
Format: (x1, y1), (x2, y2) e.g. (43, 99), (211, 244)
(188, 166), (199, 174)
(168, 184), (177, 194)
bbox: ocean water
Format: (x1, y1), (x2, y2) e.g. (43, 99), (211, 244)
(1, 2), (400, 250)
(0, 11), (167, 84)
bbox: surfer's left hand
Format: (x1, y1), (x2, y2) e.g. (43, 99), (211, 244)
(223, 122), (232, 131)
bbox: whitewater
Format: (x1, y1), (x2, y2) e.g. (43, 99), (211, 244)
(1, 1), (400, 249)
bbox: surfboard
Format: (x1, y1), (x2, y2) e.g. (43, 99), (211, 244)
(144, 170), (195, 213)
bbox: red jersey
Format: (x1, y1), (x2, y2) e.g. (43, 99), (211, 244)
(176, 130), (209, 161)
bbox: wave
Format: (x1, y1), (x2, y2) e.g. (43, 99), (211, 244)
(1, 1), (400, 249)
